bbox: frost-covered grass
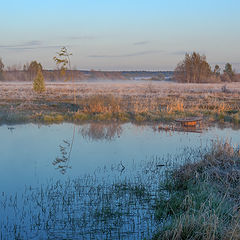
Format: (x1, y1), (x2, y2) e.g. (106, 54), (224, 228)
(0, 81), (240, 125)
(154, 141), (240, 240)
(1, 81), (240, 99)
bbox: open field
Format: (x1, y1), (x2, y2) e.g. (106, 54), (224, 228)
(0, 81), (240, 125)
(1, 81), (240, 98)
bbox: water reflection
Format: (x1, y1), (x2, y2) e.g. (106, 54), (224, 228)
(80, 123), (122, 141)
(54, 123), (122, 174)
(54, 126), (76, 174)
(152, 123), (204, 134)
(53, 139), (72, 174)
(52, 122), (240, 175)
(1, 122), (240, 239)
(7, 126), (15, 132)
(216, 122), (240, 130)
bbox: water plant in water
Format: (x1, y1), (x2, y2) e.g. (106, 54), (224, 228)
(1, 139), (239, 239)
(0, 159), (164, 240)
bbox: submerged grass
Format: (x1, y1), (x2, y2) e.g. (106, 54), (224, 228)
(0, 158), (164, 240)
(1, 141), (240, 239)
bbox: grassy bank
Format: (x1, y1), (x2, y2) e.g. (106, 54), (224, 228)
(154, 142), (240, 239)
(1, 93), (240, 126)
(0, 82), (240, 125)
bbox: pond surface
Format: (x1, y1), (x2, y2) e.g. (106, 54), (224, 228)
(1, 123), (240, 239)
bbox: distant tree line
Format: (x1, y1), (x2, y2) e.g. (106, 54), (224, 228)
(1, 68), (127, 82)
(0, 53), (239, 83)
(174, 52), (240, 83)
(0, 59), (165, 82)
(0, 58), (128, 82)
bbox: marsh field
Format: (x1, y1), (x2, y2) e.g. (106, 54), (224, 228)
(1, 81), (240, 125)
(1, 81), (240, 239)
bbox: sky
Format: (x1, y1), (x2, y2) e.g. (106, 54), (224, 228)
(0, 0), (240, 71)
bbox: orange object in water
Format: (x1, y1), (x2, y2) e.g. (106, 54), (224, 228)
(183, 121), (197, 127)
(175, 117), (203, 127)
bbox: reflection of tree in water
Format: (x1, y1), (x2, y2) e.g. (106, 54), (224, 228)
(53, 126), (76, 174)
(80, 123), (122, 141)
(53, 123), (122, 174)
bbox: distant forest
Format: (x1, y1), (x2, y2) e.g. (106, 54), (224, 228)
(174, 52), (240, 83)
(0, 60), (173, 82)
(1, 69), (173, 82)
(0, 53), (240, 83)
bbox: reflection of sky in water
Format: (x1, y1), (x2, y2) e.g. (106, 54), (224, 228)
(0, 123), (240, 194)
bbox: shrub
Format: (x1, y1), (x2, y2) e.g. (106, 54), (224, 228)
(74, 112), (89, 121)
(43, 114), (64, 123)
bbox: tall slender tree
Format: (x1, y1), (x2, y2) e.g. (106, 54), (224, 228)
(53, 47), (76, 103)
(53, 47), (76, 175)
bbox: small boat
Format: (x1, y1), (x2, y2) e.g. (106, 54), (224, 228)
(175, 117), (203, 127)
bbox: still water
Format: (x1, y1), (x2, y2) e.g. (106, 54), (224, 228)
(0, 123), (240, 239)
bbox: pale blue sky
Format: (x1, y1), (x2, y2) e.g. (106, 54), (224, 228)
(0, 0), (239, 70)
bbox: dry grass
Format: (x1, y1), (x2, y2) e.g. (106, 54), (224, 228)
(0, 81), (240, 124)
(154, 141), (240, 240)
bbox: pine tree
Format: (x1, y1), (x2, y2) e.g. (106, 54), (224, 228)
(33, 68), (46, 93)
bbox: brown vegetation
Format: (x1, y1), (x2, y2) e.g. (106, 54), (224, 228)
(33, 68), (46, 93)
(154, 141), (240, 239)
(174, 52), (239, 83)
(174, 52), (212, 83)
(0, 82), (239, 125)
